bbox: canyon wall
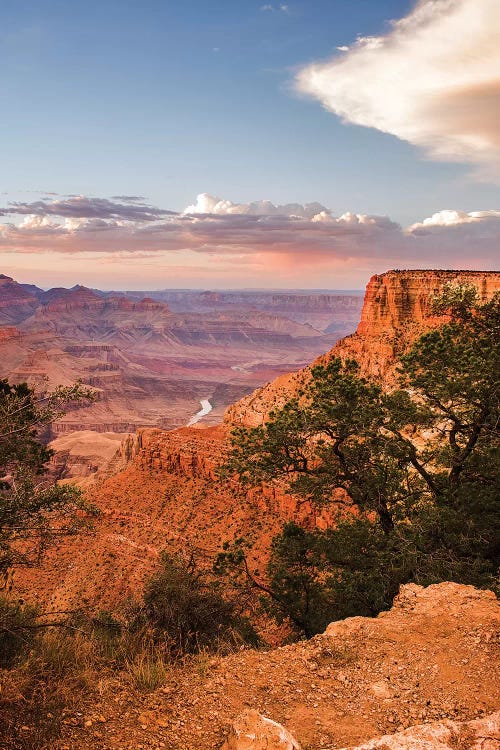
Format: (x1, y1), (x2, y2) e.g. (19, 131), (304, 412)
(225, 270), (500, 427)
(15, 424), (334, 613)
(0, 274), (39, 324)
(113, 288), (364, 332)
(0, 326), (21, 343)
(0, 275), (356, 438)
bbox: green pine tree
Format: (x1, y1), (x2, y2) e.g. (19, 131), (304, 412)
(222, 288), (500, 636)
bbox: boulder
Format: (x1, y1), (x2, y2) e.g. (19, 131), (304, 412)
(221, 709), (301, 750)
(339, 710), (500, 749)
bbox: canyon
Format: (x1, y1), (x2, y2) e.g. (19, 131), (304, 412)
(225, 269), (500, 426)
(0, 273), (363, 478)
(5, 268), (500, 750)
(16, 424), (322, 614)
(107, 288), (365, 338)
(12, 268), (500, 615)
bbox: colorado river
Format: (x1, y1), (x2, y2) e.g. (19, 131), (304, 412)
(187, 398), (213, 426)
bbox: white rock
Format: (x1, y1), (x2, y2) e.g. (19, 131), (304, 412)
(221, 709), (301, 750)
(338, 710), (500, 749)
(369, 680), (393, 700)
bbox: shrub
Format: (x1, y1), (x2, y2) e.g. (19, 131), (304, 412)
(0, 596), (39, 668)
(138, 552), (258, 655)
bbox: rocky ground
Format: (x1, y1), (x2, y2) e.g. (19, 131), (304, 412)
(51, 583), (499, 750)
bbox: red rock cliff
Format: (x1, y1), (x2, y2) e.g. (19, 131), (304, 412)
(225, 269), (500, 427)
(15, 424), (335, 612)
(0, 326), (21, 342)
(13, 269), (500, 612)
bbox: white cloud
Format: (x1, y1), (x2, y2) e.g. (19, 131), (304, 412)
(407, 208), (500, 251)
(183, 192), (328, 218)
(409, 208), (500, 229)
(404, 208), (500, 265)
(296, 0), (500, 178)
(260, 3), (289, 11)
(19, 215), (58, 230)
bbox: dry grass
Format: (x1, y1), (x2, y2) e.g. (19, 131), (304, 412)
(0, 557), (260, 749)
(0, 623), (188, 747)
(124, 650), (170, 692)
(0, 619), (255, 749)
(0, 630), (97, 750)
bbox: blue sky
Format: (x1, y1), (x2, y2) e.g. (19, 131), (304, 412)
(0, 0), (499, 288)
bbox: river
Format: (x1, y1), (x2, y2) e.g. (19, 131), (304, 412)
(187, 398), (213, 426)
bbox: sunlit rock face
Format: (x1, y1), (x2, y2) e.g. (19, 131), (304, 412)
(225, 269), (500, 427)
(14, 423), (332, 613)
(342, 270), (500, 377)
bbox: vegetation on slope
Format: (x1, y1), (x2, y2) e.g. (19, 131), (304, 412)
(0, 378), (255, 748)
(222, 285), (500, 635)
(0, 380), (96, 584)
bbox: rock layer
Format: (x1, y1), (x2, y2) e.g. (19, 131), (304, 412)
(0, 275), (355, 440)
(14, 425), (329, 613)
(0, 274), (39, 324)
(112, 288), (364, 333)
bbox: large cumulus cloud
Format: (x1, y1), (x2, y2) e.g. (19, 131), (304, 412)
(184, 193), (328, 219)
(296, 0), (500, 179)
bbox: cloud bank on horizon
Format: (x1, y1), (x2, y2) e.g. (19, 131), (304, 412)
(296, 0), (500, 179)
(0, 193), (499, 287)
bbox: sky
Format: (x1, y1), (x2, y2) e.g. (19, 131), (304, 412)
(0, 0), (499, 289)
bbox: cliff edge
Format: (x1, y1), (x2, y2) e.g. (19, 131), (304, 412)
(225, 269), (500, 427)
(55, 582), (499, 750)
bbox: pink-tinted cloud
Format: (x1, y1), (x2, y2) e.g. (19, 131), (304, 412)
(0, 195), (175, 222)
(0, 194), (498, 285)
